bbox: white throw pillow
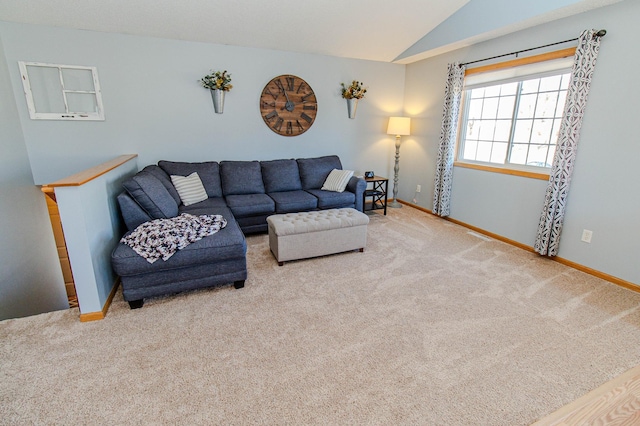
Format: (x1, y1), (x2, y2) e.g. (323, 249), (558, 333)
(321, 169), (354, 193)
(170, 172), (208, 206)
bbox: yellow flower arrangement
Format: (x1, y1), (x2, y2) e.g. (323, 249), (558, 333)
(341, 80), (367, 99)
(200, 70), (233, 91)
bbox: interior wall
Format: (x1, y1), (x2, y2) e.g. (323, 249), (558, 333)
(54, 157), (138, 315)
(403, 0), (640, 286)
(0, 33), (69, 320)
(0, 21), (406, 185)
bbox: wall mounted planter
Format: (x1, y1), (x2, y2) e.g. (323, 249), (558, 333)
(211, 89), (225, 114)
(346, 98), (358, 119)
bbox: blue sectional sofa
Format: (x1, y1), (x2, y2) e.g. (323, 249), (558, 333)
(111, 155), (366, 308)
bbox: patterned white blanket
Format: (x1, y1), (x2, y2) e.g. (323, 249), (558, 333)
(121, 213), (227, 264)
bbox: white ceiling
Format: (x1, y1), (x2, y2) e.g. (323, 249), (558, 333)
(0, 0), (620, 63)
(0, 0), (469, 62)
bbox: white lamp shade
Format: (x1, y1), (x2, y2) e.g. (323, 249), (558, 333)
(387, 117), (411, 136)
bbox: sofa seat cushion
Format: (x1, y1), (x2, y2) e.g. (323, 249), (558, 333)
(306, 189), (356, 209)
(261, 159), (302, 192)
(158, 161), (223, 198)
(297, 155), (343, 190)
(225, 193), (275, 218)
(268, 190), (318, 213)
(112, 207), (245, 277)
(122, 171), (179, 219)
(178, 197), (228, 215)
(220, 161), (265, 195)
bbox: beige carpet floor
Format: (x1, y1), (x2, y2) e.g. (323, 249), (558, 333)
(2, 206), (640, 425)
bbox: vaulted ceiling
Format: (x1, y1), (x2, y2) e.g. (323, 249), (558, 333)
(0, 0), (623, 63)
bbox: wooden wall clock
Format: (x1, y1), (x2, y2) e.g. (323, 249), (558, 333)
(260, 74), (317, 136)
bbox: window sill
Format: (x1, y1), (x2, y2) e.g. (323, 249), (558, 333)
(454, 161), (550, 181)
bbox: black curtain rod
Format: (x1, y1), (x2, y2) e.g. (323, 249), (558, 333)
(459, 29), (607, 67)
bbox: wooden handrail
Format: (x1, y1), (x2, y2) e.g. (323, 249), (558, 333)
(41, 154), (137, 189)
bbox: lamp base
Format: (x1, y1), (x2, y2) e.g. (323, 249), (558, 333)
(388, 200), (403, 208)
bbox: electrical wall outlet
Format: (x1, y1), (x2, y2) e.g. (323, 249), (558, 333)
(581, 229), (593, 243)
(416, 184), (421, 193)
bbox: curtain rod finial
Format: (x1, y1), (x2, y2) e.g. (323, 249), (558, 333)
(595, 29), (607, 37)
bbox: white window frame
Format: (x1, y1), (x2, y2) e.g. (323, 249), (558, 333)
(18, 61), (105, 121)
(456, 56), (574, 176)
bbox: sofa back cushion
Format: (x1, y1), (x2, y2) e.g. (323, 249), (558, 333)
(141, 165), (181, 204)
(158, 161), (223, 198)
(261, 159), (302, 193)
(297, 155), (343, 190)
(122, 170), (179, 219)
(220, 161), (265, 195)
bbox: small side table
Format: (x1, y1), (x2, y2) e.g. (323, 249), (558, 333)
(363, 176), (388, 215)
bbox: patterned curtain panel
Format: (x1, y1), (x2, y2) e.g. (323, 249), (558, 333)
(534, 29), (602, 256)
(433, 62), (465, 217)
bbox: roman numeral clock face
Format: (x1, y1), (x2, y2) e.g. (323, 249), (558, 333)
(260, 75), (317, 136)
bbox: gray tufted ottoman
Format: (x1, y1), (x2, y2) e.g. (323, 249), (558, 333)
(267, 208), (369, 265)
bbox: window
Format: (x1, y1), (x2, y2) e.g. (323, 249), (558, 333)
(18, 61), (105, 120)
(457, 58), (572, 171)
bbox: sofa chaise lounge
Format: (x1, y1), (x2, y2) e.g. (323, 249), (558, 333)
(111, 155), (366, 308)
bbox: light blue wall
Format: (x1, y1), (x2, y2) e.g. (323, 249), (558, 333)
(0, 33), (69, 320)
(403, 0), (640, 285)
(0, 21), (406, 319)
(0, 21), (406, 185)
(55, 157), (138, 314)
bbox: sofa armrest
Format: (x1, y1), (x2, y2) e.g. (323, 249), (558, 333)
(346, 176), (367, 212)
